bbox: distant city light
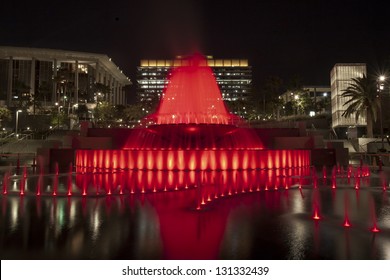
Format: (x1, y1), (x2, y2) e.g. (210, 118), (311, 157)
(309, 111), (315, 117)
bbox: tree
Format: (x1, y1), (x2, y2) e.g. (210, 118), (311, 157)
(51, 111), (68, 129)
(293, 90), (314, 116)
(13, 80), (31, 110)
(285, 75), (310, 116)
(93, 101), (116, 127)
(260, 76), (284, 119)
(122, 104), (147, 124)
(0, 106), (11, 127)
(341, 74), (378, 138)
(75, 104), (89, 120)
(93, 83), (111, 103)
(54, 68), (74, 113)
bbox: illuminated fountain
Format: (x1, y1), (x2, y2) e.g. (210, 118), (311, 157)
(76, 54), (310, 185)
(1, 54), (388, 260)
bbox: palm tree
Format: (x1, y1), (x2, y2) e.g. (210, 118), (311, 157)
(341, 74), (378, 138)
(13, 80), (31, 110)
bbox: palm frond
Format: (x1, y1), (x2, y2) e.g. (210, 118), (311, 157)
(341, 74), (378, 122)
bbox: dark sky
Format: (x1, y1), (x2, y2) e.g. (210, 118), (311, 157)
(1, 0), (390, 93)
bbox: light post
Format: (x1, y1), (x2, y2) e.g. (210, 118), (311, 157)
(15, 110), (22, 138)
(294, 94), (299, 116)
(378, 75), (386, 152)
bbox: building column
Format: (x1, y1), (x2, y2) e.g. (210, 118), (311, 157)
(115, 80), (119, 105)
(7, 57), (13, 106)
(119, 85), (123, 105)
(30, 58), (36, 108)
(110, 75), (114, 104)
(52, 59), (57, 104)
(95, 61), (100, 83)
(74, 60), (79, 104)
(104, 71), (108, 102)
(119, 83), (123, 105)
(107, 74), (111, 103)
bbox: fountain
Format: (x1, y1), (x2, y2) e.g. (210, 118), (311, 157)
(0, 54), (388, 260)
(75, 54), (310, 196)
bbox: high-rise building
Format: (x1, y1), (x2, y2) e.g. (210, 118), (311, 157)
(330, 63), (367, 133)
(0, 46), (131, 108)
(137, 56), (252, 107)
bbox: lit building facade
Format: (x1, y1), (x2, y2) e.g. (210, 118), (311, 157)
(330, 63), (367, 130)
(0, 46), (131, 108)
(281, 86), (330, 103)
(137, 56), (251, 105)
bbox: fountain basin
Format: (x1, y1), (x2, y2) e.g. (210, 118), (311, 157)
(75, 149), (310, 171)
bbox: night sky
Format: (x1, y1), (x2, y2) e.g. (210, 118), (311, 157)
(1, 0), (390, 95)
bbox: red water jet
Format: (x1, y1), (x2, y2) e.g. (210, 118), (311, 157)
(143, 53), (240, 126)
(73, 53), (311, 201)
(312, 203), (321, 220)
(312, 189), (321, 220)
(322, 165), (327, 179)
(371, 226), (380, 233)
(67, 163), (73, 196)
(2, 171), (9, 195)
(19, 166), (27, 196)
(52, 175), (58, 196)
(343, 193), (351, 227)
(370, 198), (380, 233)
(343, 218), (351, 227)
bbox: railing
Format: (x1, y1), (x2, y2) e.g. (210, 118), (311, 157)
(40, 129), (56, 140)
(0, 133), (33, 153)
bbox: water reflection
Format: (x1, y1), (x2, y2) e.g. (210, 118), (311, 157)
(0, 169), (389, 259)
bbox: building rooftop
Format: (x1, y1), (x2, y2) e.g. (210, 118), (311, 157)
(0, 46), (131, 85)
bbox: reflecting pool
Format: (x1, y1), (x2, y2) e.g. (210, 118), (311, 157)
(1, 167), (389, 260)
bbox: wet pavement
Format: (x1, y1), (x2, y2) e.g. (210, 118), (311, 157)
(0, 166), (389, 260)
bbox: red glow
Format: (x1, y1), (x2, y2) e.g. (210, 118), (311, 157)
(355, 178), (360, 190)
(71, 53), (311, 197)
(331, 178), (336, 189)
(313, 209), (321, 220)
(312, 189), (321, 220)
(343, 218), (351, 227)
(19, 177), (25, 196)
(76, 149), (310, 171)
(143, 54), (240, 126)
(2, 172), (9, 195)
(371, 226), (380, 233)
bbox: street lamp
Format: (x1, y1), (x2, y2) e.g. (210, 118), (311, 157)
(294, 95), (299, 115)
(378, 75), (386, 152)
(15, 110), (22, 138)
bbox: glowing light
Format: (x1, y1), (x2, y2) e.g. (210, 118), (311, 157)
(343, 218), (351, 227)
(371, 226), (380, 233)
(313, 210), (321, 220)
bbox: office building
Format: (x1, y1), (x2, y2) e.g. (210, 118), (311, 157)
(0, 46), (131, 108)
(330, 63), (367, 133)
(137, 56), (252, 106)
